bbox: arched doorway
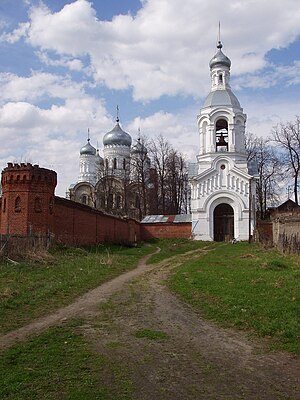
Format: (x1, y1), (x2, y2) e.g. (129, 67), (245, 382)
(213, 203), (234, 242)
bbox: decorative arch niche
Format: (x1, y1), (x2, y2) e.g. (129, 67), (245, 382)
(15, 196), (21, 213)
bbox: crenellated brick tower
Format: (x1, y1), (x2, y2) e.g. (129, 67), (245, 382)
(0, 163), (57, 236)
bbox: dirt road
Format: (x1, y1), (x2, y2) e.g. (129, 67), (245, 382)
(1, 248), (299, 399)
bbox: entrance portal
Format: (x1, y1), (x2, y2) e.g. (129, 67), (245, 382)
(213, 203), (234, 242)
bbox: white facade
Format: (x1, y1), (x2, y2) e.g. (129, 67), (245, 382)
(190, 41), (256, 241)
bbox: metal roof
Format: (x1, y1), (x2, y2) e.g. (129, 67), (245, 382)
(203, 89), (240, 108)
(173, 214), (192, 223)
(141, 214), (191, 224)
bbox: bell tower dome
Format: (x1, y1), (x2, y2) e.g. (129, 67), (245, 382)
(198, 40), (247, 164)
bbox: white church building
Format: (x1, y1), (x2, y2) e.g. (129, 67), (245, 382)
(190, 40), (257, 241)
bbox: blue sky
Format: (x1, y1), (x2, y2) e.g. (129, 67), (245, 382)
(0, 0), (300, 195)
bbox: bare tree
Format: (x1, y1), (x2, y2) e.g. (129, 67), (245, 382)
(165, 149), (188, 214)
(149, 135), (188, 215)
(149, 135), (170, 214)
(271, 117), (300, 205)
(246, 133), (283, 219)
(130, 136), (151, 219)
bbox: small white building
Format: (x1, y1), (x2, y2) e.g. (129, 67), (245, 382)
(190, 40), (257, 241)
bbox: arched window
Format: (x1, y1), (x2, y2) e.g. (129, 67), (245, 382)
(15, 196), (21, 213)
(81, 195), (87, 205)
(123, 158), (126, 170)
(105, 159), (109, 169)
(215, 119), (228, 152)
(113, 158), (117, 169)
(3, 198), (6, 213)
(135, 194), (140, 209)
(34, 197), (42, 213)
(116, 195), (122, 208)
(107, 194), (113, 209)
(219, 73), (223, 84)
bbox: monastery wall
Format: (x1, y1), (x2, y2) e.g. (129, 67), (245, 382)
(0, 163), (190, 251)
(54, 197), (141, 245)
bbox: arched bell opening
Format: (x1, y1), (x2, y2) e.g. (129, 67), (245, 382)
(213, 203), (234, 242)
(215, 118), (228, 152)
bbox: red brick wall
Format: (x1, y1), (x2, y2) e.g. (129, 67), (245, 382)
(54, 196), (141, 245)
(0, 163), (190, 246)
(141, 223), (192, 240)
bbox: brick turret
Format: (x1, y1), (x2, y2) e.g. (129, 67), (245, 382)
(0, 163), (57, 236)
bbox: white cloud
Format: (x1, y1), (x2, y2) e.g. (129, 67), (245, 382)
(0, 71), (89, 103)
(36, 51), (84, 71)
(241, 94), (300, 140)
(0, 71), (114, 195)
(1, 0), (300, 196)
(0, 22), (29, 43)
(232, 61), (300, 90)
(128, 110), (198, 160)
(2, 0), (300, 100)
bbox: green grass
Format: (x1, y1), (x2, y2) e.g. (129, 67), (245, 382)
(0, 324), (133, 400)
(147, 238), (209, 264)
(0, 239), (208, 334)
(0, 244), (153, 334)
(168, 242), (300, 354)
(1, 240), (299, 399)
(134, 328), (169, 340)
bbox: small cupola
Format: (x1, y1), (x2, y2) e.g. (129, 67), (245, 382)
(80, 138), (96, 156)
(209, 41), (231, 69)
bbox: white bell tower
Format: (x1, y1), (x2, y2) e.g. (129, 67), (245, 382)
(190, 40), (257, 241)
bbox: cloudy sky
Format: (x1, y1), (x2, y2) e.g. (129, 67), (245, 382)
(0, 0), (300, 195)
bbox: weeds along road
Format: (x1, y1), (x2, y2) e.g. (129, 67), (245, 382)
(1, 247), (299, 399)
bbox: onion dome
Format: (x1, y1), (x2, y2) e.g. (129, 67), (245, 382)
(103, 119), (132, 147)
(209, 41), (231, 69)
(132, 138), (147, 155)
(80, 138), (96, 155)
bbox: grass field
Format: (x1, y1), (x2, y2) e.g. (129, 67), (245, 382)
(0, 239), (204, 334)
(0, 322), (133, 400)
(168, 241), (300, 354)
(0, 244), (153, 333)
(146, 238), (209, 264)
(0, 239), (299, 399)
